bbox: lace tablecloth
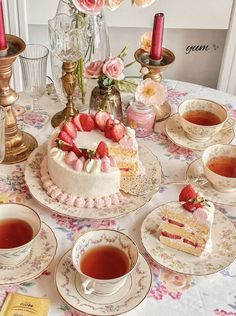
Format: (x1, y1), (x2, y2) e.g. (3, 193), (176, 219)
(0, 80), (236, 316)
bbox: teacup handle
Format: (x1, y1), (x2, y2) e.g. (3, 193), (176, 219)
(222, 117), (236, 130)
(82, 279), (95, 295)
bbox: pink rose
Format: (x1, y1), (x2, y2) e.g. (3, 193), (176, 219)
(85, 60), (103, 78)
(102, 57), (125, 80)
(72, 0), (105, 15)
(105, 0), (124, 10)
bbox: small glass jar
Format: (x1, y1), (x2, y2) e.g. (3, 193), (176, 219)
(127, 101), (156, 137)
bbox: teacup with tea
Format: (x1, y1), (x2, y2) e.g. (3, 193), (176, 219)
(202, 144), (236, 193)
(0, 203), (41, 265)
(72, 229), (138, 296)
(178, 99), (235, 142)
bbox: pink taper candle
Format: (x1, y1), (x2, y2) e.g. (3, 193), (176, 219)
(150, 13), (164, 61)
(0, 0), (7, 52)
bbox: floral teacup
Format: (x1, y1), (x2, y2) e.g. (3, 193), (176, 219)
(72, 229), (138, 296)
(0, 203), (41, 265)
(202, 144), (236, 193)
(179, 99), (235, 142)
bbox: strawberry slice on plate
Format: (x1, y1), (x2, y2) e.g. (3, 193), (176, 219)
(95, 111), (111, 131)
(179, 184), (198, 202)
(62, 121), (77, 139)
(110, 123), (125, 142)
(95, 141), (109, 159)
(79, 114), (95, 131)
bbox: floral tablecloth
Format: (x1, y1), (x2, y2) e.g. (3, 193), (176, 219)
(0, 80), (236, 316)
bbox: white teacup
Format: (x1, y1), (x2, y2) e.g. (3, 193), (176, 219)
(179, 99), (235, 142)
(72, 229), (138, 296)
(202, 144), (236, 193)
(0, 203), (41, 265)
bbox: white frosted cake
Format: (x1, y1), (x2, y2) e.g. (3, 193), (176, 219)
(40, 111), (143, 208)
(159, 185), (215, 256)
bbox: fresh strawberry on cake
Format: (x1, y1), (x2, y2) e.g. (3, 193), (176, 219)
(40, 111), (143, 209)
(159, 184), (215, 256)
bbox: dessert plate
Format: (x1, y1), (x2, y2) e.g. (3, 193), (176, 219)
(25, 143), (162, 220)
(165, 114), (235, 151)
(0, 222), (57, 285)
(55, 250), (152, 316)
(141, 202), (236, 275)
(186, 158), (236, 206)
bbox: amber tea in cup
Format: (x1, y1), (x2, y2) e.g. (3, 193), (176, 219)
(80, 245), (129, 280)
(183, 110), (222, 126)
(207, 157), (236, 178)
(0, 219), (33, 249)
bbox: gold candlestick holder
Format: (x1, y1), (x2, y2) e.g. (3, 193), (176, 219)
(134, 47), (175, 122)
(51, 61), (78, 128)
(0, 34), (37, 164)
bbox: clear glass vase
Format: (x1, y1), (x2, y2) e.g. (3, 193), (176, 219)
(50, 0), (110, 112)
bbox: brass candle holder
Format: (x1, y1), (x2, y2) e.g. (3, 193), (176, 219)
(51, 61), (78, 128)
(0, 34), (37, 164)
(134, 47), (175, 122)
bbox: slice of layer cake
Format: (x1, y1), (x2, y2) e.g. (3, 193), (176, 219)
(159, 185), (214, 256)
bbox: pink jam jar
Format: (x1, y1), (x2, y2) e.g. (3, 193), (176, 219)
(127, 101), (156, 137)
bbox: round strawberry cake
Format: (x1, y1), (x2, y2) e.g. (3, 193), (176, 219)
(40, 111), (142, 208)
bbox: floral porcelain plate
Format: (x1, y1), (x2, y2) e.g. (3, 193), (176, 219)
(165, 114), (235, 151)
(141, 202), (236, 275)
(25, 143), (162, 220)
(0, 222), (57, 285)
(186, 158), (236, 206)
(55, 249), (152, 316)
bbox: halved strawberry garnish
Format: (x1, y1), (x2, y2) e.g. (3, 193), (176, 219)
(72, 114), (83, 131)
(104, 118), (114, 139)
(79, 114), (95, 131)
(72, 143), (83, 157)
(161, 231), (181, 239)
(57, 131), (73, 145)
(95, 141), (109, 159)
(179, 184), (198, 202)
(182, 201), (196, 212)
(62, 121), (77, 139)
(94, 111), (110, 131)
(110, 123), (125, 142)
(60, 144), (72, 152)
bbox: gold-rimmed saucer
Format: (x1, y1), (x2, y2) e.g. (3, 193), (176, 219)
(186, 158), (236, 206)
(24, 143), (162, 220)
(0, 222), (57, 285)
(165, 114), (235, 151)
(55, 250), (152, 316)
(141, 202), (236, 275)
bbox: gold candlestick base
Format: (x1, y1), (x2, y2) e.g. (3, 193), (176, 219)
(51, 61), (78, 128)
(0, 34), (38, 164)
(134, 48), (175, 122)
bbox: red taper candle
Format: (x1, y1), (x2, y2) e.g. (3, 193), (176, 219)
(0, 0), (7, 52)
(150, 13), (164, 61)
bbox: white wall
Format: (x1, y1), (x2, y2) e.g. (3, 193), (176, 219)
(26, 0), (232, 89)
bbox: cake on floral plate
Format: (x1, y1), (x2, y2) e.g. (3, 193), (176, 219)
(159, 185), (215, 256)
(40, 111), (144, 209)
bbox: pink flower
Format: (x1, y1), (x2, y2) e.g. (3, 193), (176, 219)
(135, 78), (167, 106)
(105, 0), (124, 10)
(160, 270), (191, 292)
(133, 0), (155, 7)
(72, 0), (105, 15)
(85, 60), (103, 78)
(102, 56), (125, 80)
(139, 31), (152, 52)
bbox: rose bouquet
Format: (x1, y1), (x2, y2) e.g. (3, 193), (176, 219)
(70, 0), (156, 15)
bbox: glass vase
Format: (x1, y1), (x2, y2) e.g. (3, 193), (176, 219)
(50, 0), (110, 112)
(89, 85), (123, 121)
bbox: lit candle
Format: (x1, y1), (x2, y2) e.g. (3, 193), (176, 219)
(150, 13), (164, 61)
(0, 0), (7, 52)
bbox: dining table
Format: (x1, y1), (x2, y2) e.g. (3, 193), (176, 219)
(0, 79), (236, 316)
